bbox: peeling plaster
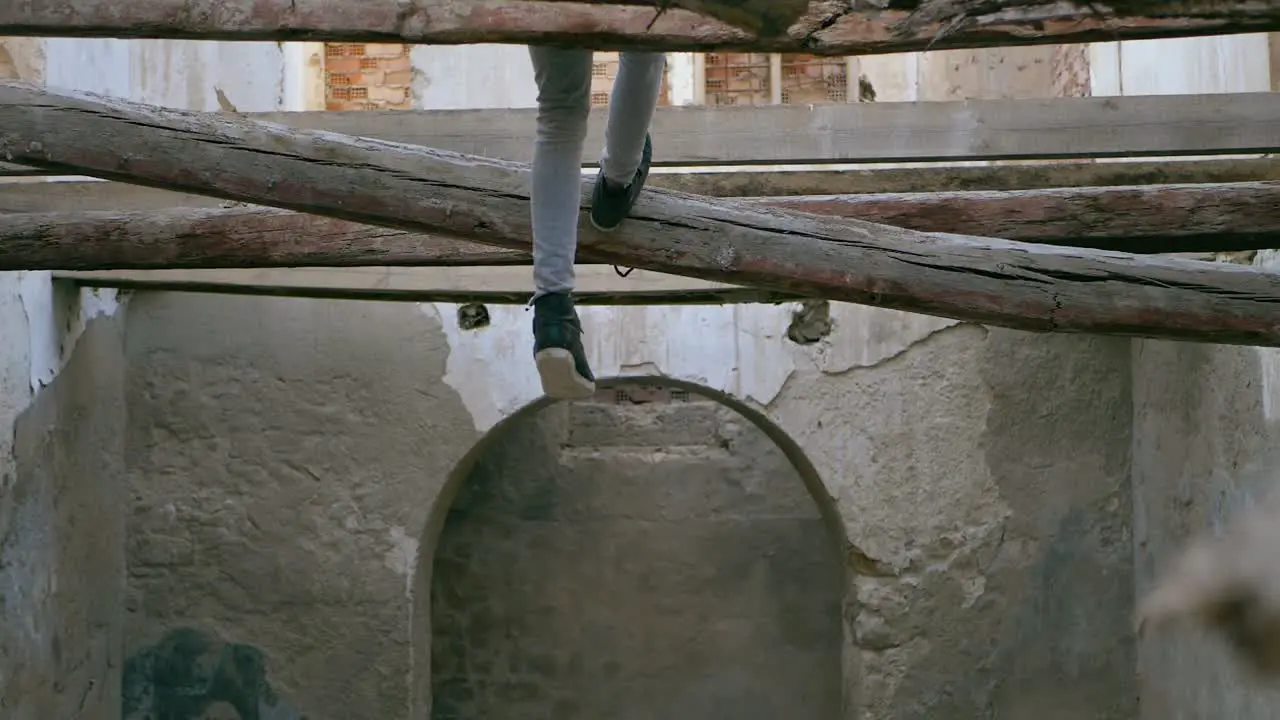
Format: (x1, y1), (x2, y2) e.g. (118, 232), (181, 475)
(0, 276), (31, 496)
(425, 297), (971, 435)
(818, 304), (960, 375)
(1, 34), (291, 502)
(425, 302), (802, 432)
(383, 526), (419, 599)
(1256, 250), (1280, 422)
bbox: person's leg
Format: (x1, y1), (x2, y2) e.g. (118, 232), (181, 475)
(590, 51), (667, 231)
(528, 45), (596, 399)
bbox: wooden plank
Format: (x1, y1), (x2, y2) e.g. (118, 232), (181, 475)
(8, 158), (1280, 211)
(6, 183), (1280, 272)
(5, 0), (1280, 54)
(234, 93), (1280, 166)
(53, 267), (795, 306)
(4, 81), (1280, 347)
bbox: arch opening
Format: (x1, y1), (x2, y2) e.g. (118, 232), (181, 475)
(413, 377), (853, 718)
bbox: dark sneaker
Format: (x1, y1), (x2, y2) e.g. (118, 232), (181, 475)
(532, 292), (596, 400)
(590, 133), (653, 232)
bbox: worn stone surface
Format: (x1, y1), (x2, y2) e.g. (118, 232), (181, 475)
(767, 326), (1136, 720)
(0, 316), (127, 720)
(118, 290), (1141, 719)
(122, 292), (480, 719)
(1131, 333), (1280, 719)
(430, 396), (844, 719)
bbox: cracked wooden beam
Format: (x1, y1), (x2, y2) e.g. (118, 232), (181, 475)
(52, 266), (794, 306)
(0, 205), (534, 271)
(4, 0), (1280, 53)
(765, 182), (1280, 254)
(9, 158), (1280, 204)
(3, 80), (1280, 346)
(6, 181), (1280, 272)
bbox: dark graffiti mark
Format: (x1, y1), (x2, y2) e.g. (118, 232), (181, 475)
(122, 627), (305, 720)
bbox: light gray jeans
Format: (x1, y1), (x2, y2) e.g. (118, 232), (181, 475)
(528, 46), (666, 298)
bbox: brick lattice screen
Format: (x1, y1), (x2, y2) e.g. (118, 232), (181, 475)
(324, 43), (414, 111)
(704, 52), (772, 106)
(703, 53), (849, 106)
(590, 52), (673, 107)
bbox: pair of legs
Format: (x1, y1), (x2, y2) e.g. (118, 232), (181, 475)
(527, 46), (666, 399)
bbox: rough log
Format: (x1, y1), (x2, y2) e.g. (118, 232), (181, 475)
(9, 158), (1280, 207)
(648, 159), (1280, 198)
(6, 182), (1280, 272)
(766, 182), (1280, 254)
(5, 0), (1280, 53)
(4, 81), (1280, 346)
(0, 205), (532, 270)
(52, 267), (795, 306)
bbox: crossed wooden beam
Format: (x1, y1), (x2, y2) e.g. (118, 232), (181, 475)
(3, 0), (1280, 344)
(4, 79), (1280, 346)
(5, 0), (1280, 53)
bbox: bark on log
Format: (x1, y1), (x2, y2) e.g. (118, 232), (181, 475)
(9, 158), (1280, 206)
(0, 205), (532, 271)
(767, 182), (1280, 254)
(3, 80), (1280, 346)
(4, 0), (1280, 53)
(6, 182), (1280, 272)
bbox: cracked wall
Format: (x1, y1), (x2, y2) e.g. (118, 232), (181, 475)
(1, 35), (131, 720)
(0, 315), (128, 720)
(1132, 251), (1280, 720)
(19, 30), (1278, 720)
(119, 290), (1136, 720)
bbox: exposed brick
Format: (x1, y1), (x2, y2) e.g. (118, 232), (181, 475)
(383, 70), (415, 86)
(324, 57), (361, 74)
(323, 42), (414, 111)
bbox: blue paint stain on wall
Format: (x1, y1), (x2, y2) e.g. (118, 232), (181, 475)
(122, 627), (305, 720)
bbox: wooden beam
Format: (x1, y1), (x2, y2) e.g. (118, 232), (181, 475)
(4, 81), (1280, 346)
(5, 0), (1280, 54)
(6, 182), (1279, 272)
(9, 158), (1280, 209)
(650, 158), (1280, 198)
(6, 94), (1277, 170)
(0, 162), (49, 177)
(0, 205), (531, 271)
(239, 94), (1280, 166)
(52, 266), (793, 306)
(766, 182), (1280, 254)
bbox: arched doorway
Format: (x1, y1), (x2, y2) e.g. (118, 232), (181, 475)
(419, 379), (847, 719)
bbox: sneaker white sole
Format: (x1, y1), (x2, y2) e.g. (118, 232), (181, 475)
(589, 213), (621, 233)
(535, 348), (596, 400)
